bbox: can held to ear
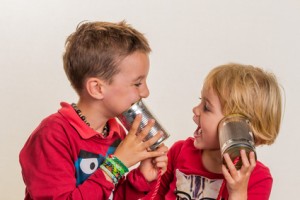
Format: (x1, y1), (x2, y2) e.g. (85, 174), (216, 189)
(117, 100), (170, 151)
(218, 114), (257, 170)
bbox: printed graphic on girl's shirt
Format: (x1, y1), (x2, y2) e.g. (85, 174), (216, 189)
(175, 169), (223, 200)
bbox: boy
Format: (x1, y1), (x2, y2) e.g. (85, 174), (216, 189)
(19, 21), (168, 199)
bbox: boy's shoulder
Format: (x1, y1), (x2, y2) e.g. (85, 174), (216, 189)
(29, 111), (69, 139)
(28, 102), (75, 140)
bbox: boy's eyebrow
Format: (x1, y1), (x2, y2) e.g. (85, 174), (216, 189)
(133, 76), (145, 81)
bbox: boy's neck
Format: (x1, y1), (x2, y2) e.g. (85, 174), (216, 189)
(76, 100), (109, 136)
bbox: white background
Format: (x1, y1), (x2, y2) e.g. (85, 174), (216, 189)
(1, 0), (299, 199)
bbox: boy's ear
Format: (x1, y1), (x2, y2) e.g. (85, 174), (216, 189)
(85, 78), (105, 100)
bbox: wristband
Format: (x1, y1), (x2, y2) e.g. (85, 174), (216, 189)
(100, 155), (128, 184)
(100, 164), (118, 184)
(109, 155), (129, 173)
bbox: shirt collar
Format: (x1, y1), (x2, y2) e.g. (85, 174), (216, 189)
(58, 102), (123, 139)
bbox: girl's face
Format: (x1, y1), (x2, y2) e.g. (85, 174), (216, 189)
(192, 87), (224, 150)
(101, 51), (150, 117)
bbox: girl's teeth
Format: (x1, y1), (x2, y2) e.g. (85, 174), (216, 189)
(195, 127), (202, 136)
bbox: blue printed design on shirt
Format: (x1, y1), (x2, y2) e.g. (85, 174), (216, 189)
(74, 139), (121, 185)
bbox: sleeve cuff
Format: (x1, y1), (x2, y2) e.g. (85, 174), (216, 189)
(126, 168), (157, 192)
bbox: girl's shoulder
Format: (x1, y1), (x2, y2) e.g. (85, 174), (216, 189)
(250, 160), (272, 180)
(170, 137), (195, 152)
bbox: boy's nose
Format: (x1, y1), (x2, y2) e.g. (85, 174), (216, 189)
(140, 84), (150, 98)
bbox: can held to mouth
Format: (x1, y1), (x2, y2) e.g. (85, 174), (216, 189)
(218, 114), (257, 170)
(117, 100), (170, 151)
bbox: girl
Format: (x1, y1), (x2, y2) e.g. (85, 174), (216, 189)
(145, 63), (282, 200)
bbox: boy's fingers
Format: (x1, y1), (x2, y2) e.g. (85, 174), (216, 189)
(142, 130), (163, 150)
(138, 119), (155, 140)
(128, 114), (142, 136)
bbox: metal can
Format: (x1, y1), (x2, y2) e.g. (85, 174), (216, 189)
(117, 100), (170, 151)
(218, 114), (256, 169)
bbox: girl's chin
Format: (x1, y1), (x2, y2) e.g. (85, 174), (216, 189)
(193, 139), (220, 151)
(193, 139), (203, 149)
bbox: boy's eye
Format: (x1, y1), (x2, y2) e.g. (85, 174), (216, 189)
(134, 83), (142, 87)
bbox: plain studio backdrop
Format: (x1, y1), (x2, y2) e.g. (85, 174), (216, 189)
(1, 0), (299, 199)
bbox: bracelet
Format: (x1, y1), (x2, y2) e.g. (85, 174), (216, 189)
(100, 164), (118, 184)
(109, 155), (129, 173)
(100, 155), (129, 184)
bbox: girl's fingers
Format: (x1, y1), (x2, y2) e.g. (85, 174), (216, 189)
(240, 149), (250, 168)
(223, 153), (238, 178)
(249, 151), (256, 169)
(222, 164), (234, 183)
(240, 150), (256, 174)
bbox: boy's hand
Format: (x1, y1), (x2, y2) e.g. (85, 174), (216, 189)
(222, 149), (256, 200)
(114, 114), (166, 168)
(139, 144), (168, 182)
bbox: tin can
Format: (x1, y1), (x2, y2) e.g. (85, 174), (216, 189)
(218, 114), (256, 169)
(117, 100), (170, 151)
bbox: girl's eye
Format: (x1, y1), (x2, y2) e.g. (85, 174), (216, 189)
(199, 97), (210, 112)
(201, 101), (210, 112)
(203, 104), (210, 111)
(134, 83), (142, 87)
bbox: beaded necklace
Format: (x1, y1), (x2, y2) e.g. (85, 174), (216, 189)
(71, 103), (109, 137)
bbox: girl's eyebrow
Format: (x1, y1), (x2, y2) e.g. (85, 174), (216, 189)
(202, 96), (213, 107)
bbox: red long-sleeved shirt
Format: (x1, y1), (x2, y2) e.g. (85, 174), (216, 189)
(113, 138), (273, 200)
(149, 138), (273, 199)
(19, 102), (154, 200)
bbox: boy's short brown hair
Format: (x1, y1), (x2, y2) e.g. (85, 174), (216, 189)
(63, 21), (151, 94)
(203, 63), (282, 145)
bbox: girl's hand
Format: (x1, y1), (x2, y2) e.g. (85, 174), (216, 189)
(139, 143), (168, 182)
(222, 149), (256, 200)
(114, 114), (166, 168)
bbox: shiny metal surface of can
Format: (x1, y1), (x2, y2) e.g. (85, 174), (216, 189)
(218, 114), (257, 170)
(117, 100), (170, 151)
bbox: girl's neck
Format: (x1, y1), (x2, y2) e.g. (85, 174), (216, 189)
(202, 149), (223, 174)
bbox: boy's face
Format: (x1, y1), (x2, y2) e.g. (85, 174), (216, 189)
(192, 87), (224, 151)
(101, 51), (150, 117)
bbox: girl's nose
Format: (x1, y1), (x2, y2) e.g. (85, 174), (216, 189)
(193, 105), (200, 115)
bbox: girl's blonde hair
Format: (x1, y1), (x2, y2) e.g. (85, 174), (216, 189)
(203, 63), (282, 145)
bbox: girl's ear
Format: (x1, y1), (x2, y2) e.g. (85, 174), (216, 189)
(85, 77), (105, 100)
